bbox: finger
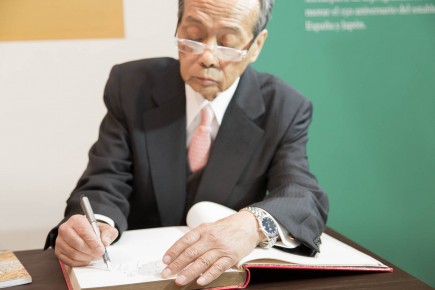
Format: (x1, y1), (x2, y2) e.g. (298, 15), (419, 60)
(99, 223), (118, 247)
(58, 215), (105, 257)
(56, 251), (89, 267)
(73, 216), (106, 255)
(55, 235), (93, 266)
(162, 227), (202, 266)
(55, 225), (98, 267)
(162, 240), (210, 280)
(196, 257), (234, 286)
(173, 249), (222, 286)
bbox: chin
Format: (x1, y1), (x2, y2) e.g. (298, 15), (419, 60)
(195, 91), (215, 100)
(193, 87), (219, 100)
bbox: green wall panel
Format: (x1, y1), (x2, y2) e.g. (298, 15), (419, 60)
(254, 1), (435, 287)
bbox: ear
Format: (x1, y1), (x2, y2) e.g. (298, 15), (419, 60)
(248, 29), (268, 63)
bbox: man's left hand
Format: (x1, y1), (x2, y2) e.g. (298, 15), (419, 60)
(160, 210), (263, 286)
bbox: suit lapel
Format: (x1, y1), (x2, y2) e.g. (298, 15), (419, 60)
(143, 69), (187, 226)
(194, 67), (265, 205)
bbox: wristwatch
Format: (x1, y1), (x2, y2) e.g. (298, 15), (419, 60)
(241, 207), (278, 249)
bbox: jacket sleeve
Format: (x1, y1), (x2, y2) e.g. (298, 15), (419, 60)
(252, 98), (329, 252)
(66, 64), (134, 231)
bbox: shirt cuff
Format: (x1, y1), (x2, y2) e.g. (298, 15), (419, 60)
(94, 214), (115, 228)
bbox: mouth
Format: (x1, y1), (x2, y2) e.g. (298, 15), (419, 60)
(195, 76), (218, 86)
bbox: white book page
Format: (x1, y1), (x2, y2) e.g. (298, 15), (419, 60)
(188, 202), (387, 269)
(238, 233), (389, 268)
(72, 203), (241, 289)
(73, 227), (188, 289)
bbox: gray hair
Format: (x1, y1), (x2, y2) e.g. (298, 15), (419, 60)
(177, 0), (275, 37)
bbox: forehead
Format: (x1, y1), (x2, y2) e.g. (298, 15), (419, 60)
(182, 0), (259, 36)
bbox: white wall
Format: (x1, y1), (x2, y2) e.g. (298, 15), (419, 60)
(0, 0), (178, 250)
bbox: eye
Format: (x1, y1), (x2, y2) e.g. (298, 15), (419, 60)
(183, 26), (205, 42)
(218, 34), (241, 48)
(189, 37), (203, 43)
(217, 39), (233, 48)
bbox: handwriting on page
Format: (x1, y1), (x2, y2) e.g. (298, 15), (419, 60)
(89, 259), (167, 280)
(117, 260), (166, 278)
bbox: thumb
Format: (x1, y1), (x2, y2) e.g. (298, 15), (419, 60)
(99, 224), (119, 247)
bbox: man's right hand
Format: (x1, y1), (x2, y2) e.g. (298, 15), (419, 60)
(55, 214), (119, 267)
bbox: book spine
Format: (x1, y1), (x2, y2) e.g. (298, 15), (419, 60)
(58, 261), (74, 290)
(207, 268), (251, 290)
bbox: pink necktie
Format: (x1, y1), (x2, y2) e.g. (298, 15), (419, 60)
(188, 106), (213, 173)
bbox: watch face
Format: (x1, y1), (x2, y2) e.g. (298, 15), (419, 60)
(261, 217), (277, 236)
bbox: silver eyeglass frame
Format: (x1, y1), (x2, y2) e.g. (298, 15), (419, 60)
(175, 37), (254, 62)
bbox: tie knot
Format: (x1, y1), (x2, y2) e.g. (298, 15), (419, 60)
(200, 106), (213, 127)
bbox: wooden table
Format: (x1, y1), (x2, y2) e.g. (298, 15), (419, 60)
(12, 228), (432, 289)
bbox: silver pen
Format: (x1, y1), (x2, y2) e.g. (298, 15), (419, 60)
(80, 195), (112, 270)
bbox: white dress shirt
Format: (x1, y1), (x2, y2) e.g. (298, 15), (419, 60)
(185, 78), (239, 147)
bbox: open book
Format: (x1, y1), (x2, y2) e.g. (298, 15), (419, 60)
(61, 202), (392, 290)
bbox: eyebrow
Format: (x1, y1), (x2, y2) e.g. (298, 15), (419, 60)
(184, 16), (204, 26)
(182, 15), (243, 35)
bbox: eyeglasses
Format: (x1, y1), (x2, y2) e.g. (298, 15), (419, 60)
(175, 38), (253, 62)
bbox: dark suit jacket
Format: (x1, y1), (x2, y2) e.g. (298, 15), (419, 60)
(56, 57), (328, 252)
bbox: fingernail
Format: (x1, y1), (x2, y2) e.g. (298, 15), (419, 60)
(104, 236), (112, 245)
(161, 267), (172, 278)
(176, 275), (187, 285)
(197, 276), (206, 285)
(162, 255), (171, 264)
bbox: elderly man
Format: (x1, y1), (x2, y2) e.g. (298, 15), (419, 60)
(46, 0), (328, 287)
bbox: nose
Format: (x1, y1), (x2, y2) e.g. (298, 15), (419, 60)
(198, 46), (219, 68)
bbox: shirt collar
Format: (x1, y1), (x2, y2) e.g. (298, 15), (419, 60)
(186, 77), (240, 128)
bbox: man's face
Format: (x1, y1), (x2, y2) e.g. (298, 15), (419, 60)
(177, 0), (267, 100)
